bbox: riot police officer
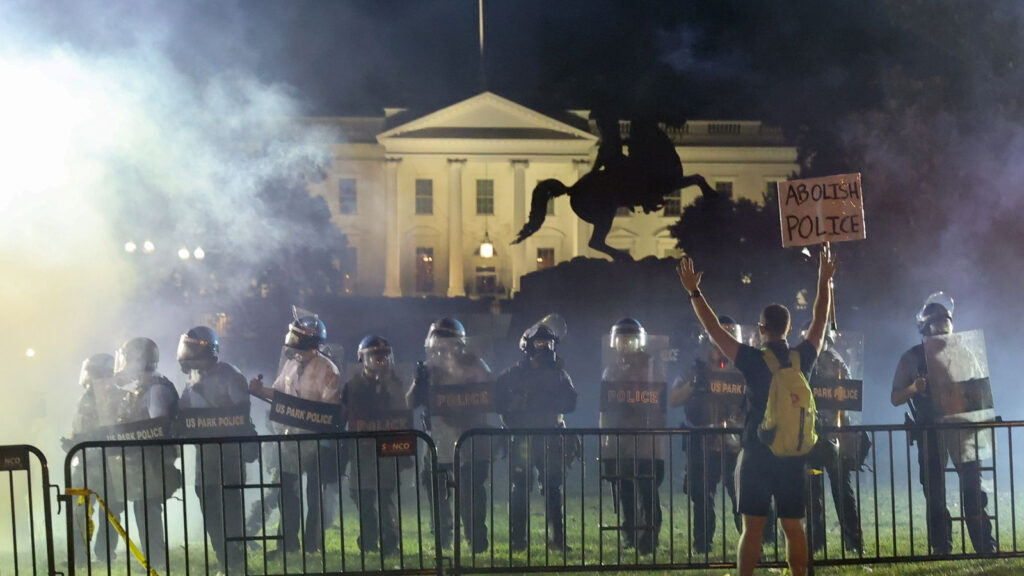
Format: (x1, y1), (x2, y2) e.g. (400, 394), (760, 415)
(670, 316), (744, 554)
(495, 319), (578, 552)
(341, 335), (412, 556)
(177, 326), (254, 573)
(250, 314), (341, 556)
(112, 337), (181, 570)
(406, 318), (498, 553)
(802, 323), (864, 556)
(600, 318), (666, 555)
(65, 353), (121, 563)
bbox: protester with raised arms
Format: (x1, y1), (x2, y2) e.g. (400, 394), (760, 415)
(676, 244), (837, 576)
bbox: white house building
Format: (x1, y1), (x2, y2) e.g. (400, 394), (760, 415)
(304, 92), (798, 298)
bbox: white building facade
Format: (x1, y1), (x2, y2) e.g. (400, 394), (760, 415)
(306, 92), (799, 298)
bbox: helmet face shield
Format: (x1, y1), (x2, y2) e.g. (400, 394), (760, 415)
(286, 315), (327, 350)
(611, 331), (646, 353)
(361, 349), (394, 378)
(177, 332), (217, 372)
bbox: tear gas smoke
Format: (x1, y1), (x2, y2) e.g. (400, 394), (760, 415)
(0, 2), (338, 453)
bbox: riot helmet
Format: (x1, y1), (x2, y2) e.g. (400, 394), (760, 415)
(424, 317), (466, 359)
(916, 292), (954, 336)
(520, 323), (559, 364)
(114, 337), (159, 376)
(357, 335), (394, 380)
(177, 326), (219, 373)
(285, 315), (327, 350)
(610, 318), (647, 353)
(79, 353), (115, 388)
(800, 320), (837, 348)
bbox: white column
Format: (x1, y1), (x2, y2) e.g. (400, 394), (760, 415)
(447, 158), (467, 297)
(573, 159), (592, 257)
(511, 159), (529, 294)
(383, 157), (402, 297)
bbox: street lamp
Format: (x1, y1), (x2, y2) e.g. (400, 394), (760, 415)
(193, 247), (205, 260)
(177, 247), (191, 260)
(142, 240), (155, 254)
(124, 241), (137, 253)
(478, 232), (495, 259)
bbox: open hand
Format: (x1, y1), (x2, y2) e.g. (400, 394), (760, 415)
(677, 256), (703, 293)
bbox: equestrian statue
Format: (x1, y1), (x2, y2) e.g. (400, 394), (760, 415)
(512, 116), (717, 261)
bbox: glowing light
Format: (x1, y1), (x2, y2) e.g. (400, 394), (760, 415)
(25, 348), (35, 358)
(193, 247), (205, 260)
(177, 247), (191, 260)
(741, 273), (752, 285)
(479, 240), (494, 259)
(124, 241), (137, 253)
(142, 240), (155, 253)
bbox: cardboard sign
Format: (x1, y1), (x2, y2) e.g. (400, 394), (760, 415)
(0, 446), (29, 471)
(600, 380), (666, 412)
(376, 432), (418, 458)
(810, 377), (864, 411)
(428, 382), (494, 417)
(176, 404), (254, 438)
(778, 173), (865, 247)
(349, 410), (414, 433)
(269, 392), (341, 433)
(98, 417), (173, 442)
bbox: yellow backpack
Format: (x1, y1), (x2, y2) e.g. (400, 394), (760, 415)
(758, 349), (818, 457)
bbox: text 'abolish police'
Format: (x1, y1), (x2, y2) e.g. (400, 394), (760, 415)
(782, 180), (864, 243)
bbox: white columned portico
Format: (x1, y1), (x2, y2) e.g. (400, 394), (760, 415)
(383, 157), (402, 297)
(447, 158), (467, 297)
(510, 159), (529, 294)
(572, 159), (592, 257)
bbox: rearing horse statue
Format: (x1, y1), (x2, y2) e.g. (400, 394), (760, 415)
(512, 119), (717, 261)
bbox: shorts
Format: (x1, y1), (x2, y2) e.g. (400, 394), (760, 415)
(735, 443), (806, 519)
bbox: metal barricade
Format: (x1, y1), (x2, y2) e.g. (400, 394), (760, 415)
(0, 445), (57, 576)
(62, 431), (443, 576)
(451, 423), (1024, 575)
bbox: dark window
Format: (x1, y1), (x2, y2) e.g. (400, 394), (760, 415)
(536, 248), (555, 270)
(546, 196), (555, 215)
(475, 266), (497, 295)
(415, 179), (433, 215)
(715, 180), (734, 197)
(338, 178), (357, 214)
(663, 190), (682, 217)
(765, 180), (780, 197)
(476, 179), (494, 215)
(415, 247), (434, 293)
(615, 206), (631, 217)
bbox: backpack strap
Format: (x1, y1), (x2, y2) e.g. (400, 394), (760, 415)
(762, 347), (802, 374)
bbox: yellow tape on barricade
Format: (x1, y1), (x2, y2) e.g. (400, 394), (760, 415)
(67, 488), (160, 576)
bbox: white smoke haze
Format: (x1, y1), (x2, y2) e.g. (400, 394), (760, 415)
(0, 1), (339, 452)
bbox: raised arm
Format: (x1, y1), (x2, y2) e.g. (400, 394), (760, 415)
(805, 243), (839, 354)
(677, 257), (741, 363)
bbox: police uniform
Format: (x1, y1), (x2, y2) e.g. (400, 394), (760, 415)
(270, 349), (342, 554)
(180, 361), (253, 571)
(599, 350), (666, 554)
(496, 357), (578, 550)
(341, 369), (411, 554)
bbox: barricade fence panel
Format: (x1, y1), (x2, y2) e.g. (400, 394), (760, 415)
(62, 431), (442, 576)
(452, 423), (1024, 574)
(0, 445), (56, 576)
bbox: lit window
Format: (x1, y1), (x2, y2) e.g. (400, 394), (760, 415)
(536, 248), (555, 270)
(663, 190), (682, 216)
(415, 179), (433, 215)
(476, 179), (494, 215)
(416, 247), (434, 293)
(338, 179), (357, 214)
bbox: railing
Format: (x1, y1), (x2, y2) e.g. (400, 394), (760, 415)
(451, 422), (1024, 574)
(7, 421), (1024, 575)
(0, 445), (57, 576)
(61, 431), (442, 576)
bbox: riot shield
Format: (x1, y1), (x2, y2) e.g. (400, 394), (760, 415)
(600, 334), (669, 428)
(924, 329), (995, 463)
(810, 333), (864, 412)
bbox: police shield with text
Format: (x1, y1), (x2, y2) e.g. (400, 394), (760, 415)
(406, 317), (499, 552)
(251, 311), (342, 556)
(177, 326), (255, 573)
(802, 324), (865, 556)
(892, 293), (996, 554)
(342, 335), (413, 556)
(600, 318), (667, 555)
(496, 315), (578, 552)
(111, 337), (181, 570)
(669, 316), (744, 554)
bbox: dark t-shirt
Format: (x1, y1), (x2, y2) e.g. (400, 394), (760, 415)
(734, 340), (818, 449)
